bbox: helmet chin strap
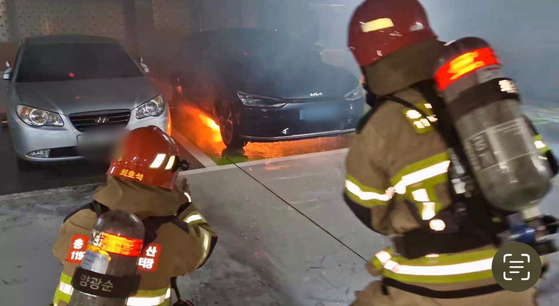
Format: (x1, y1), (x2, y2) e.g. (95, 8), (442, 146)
(174, 158), (190, 172)
(362, 83), (378, 108)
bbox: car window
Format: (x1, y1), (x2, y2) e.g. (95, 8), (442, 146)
(16, 43), (144, 82)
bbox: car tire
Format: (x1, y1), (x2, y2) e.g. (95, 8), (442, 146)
(218, 101), (246, 150)
(16, 157), (35, 172)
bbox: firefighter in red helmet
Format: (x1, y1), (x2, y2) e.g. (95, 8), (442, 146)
(51, 126), (217, 306)
(344, 0), (544, 305)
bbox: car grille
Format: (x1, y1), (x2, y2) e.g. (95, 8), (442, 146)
(69, 110), (130, 132)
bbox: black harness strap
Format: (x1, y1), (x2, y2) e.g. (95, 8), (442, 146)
(383, 277), (503, 299)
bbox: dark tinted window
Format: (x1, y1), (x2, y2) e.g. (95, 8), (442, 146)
(16, 43), (143, 82)
(203, 30), (319, 70)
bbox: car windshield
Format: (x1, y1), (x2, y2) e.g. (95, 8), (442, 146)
(205, 30), (320, 72)
(16, 43), (144, 82)
(238, 31), (317, 61)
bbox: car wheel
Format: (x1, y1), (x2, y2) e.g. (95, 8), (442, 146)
(16, 157), (35, 172)
(218, 101), (246, 150)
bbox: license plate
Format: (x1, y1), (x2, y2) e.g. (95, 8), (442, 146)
(77, 131), (124, 147)
(300, 106), (338, 121)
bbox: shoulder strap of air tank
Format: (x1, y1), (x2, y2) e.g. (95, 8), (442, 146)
(62, 203), (93, 223)
(356, 87), (385, 134)
(62, 201), (110, 223)
(524, 114), (559, 177)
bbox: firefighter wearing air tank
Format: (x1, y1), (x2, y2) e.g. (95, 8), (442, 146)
(344, 0), (556, 305)
(52, 126), (217, 306)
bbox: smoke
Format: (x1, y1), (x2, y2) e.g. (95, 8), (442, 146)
(420, 0), (559, 103)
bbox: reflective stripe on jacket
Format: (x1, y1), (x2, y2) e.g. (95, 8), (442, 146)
(344, 88), (551, 293)
(371, 248), (495, 285)
(53, 273), (171, 306)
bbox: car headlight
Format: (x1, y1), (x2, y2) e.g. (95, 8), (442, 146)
(16, 105), (64, 127)
(237, 92), (286, 108)
(136, 95), (166, 119)
(345, 85), (364, 101)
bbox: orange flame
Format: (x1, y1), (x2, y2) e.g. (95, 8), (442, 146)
(198, 113), (220, 132)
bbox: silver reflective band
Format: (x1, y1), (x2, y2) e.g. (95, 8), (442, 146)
(126, 288), (171, 306)
(183, 191), (192, 203)
(185, 214), (203, 224)
(59, 281), (73, 295)
(345, 180), (392, 202)
(374, 251), (493, 276)
(345, 161), (450, 202)
(393, 161), (450, 194)
(57, 281), (171, 306)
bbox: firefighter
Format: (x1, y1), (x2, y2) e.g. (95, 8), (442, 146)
(51, 126), (217, 306)
(344, 0), (546, 305)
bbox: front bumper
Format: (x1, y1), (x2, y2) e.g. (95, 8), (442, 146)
(238, 98), (364, 142)
(8, 105), (170, 163)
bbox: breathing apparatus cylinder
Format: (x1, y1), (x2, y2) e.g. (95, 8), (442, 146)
(434, 37), (552, 212)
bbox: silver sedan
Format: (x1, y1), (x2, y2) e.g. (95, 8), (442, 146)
(2, 35), (169, 171)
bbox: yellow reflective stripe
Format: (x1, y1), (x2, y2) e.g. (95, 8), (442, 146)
(183, 191), (192, 203)
(402, 102), (438, 134)
(195, 228), (214, 268)
(53, 273), (73, 304)
(373, 248), (496, 284)
(391, 153), (450, 197)
(345, 174), (393, 207)
(127, 288), (171, 306)
(182, 213), (215, 268)
(534, 135), (550, 153)
(183, 211), (208, 225)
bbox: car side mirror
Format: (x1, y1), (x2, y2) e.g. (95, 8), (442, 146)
(139, 57), (150, 74)
(3, 67), (12, 81)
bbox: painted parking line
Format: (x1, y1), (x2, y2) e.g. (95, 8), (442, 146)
(178, 148), (349, 176)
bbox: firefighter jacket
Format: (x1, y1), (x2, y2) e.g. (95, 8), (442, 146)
(52, 176), (217, 306)
(343, 38), (549, 300)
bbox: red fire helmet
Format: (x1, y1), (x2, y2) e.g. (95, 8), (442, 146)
(107, 126), (184, 190)
(348, 0), (437, 67)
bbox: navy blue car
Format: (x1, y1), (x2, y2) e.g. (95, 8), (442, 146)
(164, 28), (365, 149)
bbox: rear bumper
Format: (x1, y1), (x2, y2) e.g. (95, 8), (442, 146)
(241, 128), (355, 141)
(237, 98), (364, 142)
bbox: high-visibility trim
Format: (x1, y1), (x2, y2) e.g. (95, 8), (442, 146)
(391, 152), (450, 188)
(346, 153), (450, 215)
(195, 228), (213, 268)
(183, 191), (192, 203)
(149, 154), (167, 169)
(126, 288), (171, 306)
(53, 273), (73, 305)
(344, 174), (393, 207)
(392, 161), (450, 195)
(361, 18), (394, 33)
(372, 248), (496, 284)
(534, 135), (550, 153)
(54, 274), (170, 306)
(401, 102), (437, 134)
(186, 214), (203, 224)
(164, 156), (176, 170)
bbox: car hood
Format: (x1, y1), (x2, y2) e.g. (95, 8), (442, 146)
(14, 77), (159, 115)
(235, 61), (359, 100)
